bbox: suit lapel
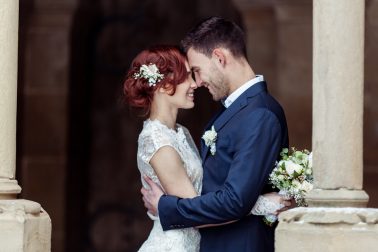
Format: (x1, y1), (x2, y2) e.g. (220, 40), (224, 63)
(214, 81), (267, 131)
(201, 81), (268, 163)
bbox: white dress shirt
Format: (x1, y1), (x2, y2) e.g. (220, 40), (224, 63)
(222, 75), (264, 108)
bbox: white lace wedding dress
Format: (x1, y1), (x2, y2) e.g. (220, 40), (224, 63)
(136, 119), (282, 252)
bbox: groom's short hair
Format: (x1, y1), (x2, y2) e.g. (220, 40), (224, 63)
(181, 17), (247, 59)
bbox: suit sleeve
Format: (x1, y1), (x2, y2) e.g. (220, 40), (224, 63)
(158, 109), (283, 230)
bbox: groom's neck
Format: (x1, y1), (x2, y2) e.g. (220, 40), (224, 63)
(227, 59), (256, 94)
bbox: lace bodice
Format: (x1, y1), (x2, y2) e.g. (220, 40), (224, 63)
(137, 119), (203, 252)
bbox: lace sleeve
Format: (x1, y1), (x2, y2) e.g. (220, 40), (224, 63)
(138, 131), (176, 164)
(180, 124), (200, 159)
(250, 195), (285, 215)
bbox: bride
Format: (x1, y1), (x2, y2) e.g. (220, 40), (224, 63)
(124, 45), (288, 252)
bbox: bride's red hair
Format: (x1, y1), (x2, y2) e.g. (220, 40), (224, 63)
(123, 45), (188, 114)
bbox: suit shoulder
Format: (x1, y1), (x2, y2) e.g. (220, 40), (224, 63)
(245, 92), (286, 121)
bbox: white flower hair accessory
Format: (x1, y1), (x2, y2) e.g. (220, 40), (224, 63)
(202, 125), (217, 155)
(133, 63), (164, 87)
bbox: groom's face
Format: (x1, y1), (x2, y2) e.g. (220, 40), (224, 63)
(187, 48), (229, 101)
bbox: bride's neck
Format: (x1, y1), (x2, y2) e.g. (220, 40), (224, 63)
(149, 102), (178, 130)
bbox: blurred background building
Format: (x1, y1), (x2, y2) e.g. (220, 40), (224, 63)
(15, 0), (378, 251)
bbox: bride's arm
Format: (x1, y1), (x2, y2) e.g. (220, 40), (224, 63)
(149, 146), (198, 199)
(148, 148), (238, 227)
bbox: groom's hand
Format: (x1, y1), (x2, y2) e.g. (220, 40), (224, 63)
(141, 176), (165, 216)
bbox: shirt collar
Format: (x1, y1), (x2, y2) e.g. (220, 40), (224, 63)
(222, 75), (264, 108)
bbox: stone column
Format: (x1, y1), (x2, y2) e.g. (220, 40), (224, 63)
(0, 1), (51, 251)
(0, 0), (22, 199)
(276, 1), (378, 251)
(307, 0), (368, 207)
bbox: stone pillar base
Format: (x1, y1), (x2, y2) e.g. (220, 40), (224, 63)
(306, 188), (369, 207)
(0, 199), (51, 251)
(276, 207), (378, 252)
(0, 178), (22, 199)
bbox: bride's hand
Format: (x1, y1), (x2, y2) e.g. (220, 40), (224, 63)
(262, 192), (295, 215)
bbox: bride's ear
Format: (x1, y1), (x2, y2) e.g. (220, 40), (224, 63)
(159, 83), (174, 95)
(158, 86), (166, 93)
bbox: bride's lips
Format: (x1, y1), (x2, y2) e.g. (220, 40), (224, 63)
(187, 91), (194, 100)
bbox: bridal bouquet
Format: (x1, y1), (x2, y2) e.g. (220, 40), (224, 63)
(264, 148), (313, 224)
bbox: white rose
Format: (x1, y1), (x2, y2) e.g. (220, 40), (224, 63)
(300, 180), (313, 192)
(202, 126), (217, 146)
(202, 126), (218, 155)
(305, 167), (312, 175)
(277, 160), (284, 167)
(148, 64), (158, 73)
(277, 175), (285, 181)
(202, 134), (212, 145)
(140, 64), (149, 72)
(292, 179), (301, 188)
(285, 160), (303, 176)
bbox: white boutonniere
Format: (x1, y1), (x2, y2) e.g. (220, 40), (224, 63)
(202, 125), (217, 155)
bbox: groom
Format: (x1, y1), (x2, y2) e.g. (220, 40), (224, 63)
(142, 17), (289, 252)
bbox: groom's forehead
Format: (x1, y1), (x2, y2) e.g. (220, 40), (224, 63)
(187, 49), (210, 68)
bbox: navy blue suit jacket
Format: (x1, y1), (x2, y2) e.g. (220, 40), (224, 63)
(158, 81), (289, 252)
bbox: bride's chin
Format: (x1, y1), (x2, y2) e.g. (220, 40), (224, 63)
(181, 103), (195, 110)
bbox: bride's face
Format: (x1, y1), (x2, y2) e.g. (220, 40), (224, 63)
(166, 62), (198, 109)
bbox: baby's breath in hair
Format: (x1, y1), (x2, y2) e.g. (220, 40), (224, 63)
(133, 63), (164, 87)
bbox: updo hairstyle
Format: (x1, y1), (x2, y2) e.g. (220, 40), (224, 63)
(123, 45), (188, 114)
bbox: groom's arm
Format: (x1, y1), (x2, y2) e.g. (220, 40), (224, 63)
(158, 109), (283, 231)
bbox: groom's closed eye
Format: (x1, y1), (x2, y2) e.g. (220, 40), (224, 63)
(191, 71), (196, 82)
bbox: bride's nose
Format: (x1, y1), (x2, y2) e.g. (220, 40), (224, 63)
(190, 78), (198, 89)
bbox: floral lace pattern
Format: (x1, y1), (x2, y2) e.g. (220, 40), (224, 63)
(251, 195), (284, 216)
(137, 119), (202, 252)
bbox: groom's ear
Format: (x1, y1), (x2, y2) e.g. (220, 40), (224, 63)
(212, 48), (226, 68)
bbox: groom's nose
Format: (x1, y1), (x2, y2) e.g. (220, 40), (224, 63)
(195, 77), (203, 87)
